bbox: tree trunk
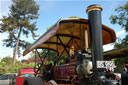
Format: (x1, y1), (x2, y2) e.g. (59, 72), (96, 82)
(13, 27), (22, 64)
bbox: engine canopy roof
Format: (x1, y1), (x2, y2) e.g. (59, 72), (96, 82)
(23, 18), (116, 56)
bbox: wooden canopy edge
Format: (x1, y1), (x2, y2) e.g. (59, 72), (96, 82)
(104, 46), (128, 59)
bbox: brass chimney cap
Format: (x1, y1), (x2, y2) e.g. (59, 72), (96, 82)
(86, 4), (102, 13)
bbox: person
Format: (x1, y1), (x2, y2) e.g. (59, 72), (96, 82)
(70, 45), (75, 56)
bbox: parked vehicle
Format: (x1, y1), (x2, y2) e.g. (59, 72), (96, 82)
(0, 73), (17, 85)
(23, 4), (120, 85)
(12, 67), (35, 85)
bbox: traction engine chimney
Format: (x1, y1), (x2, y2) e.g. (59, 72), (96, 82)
(86, 4), (103, 78)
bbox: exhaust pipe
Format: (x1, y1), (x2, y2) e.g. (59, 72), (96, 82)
(86, 4), (103, 78)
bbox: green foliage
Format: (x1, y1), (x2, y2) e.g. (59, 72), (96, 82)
(110, 2), (128, 49)
(1, 57), (14, 65)
(44, 50), (57, 64)
(68, 16), (80, 18)
(113, 57), (128, 73)
(110, 2), (128, 32)
(8, 62), (35, 73)
(114, 35), (128, 48)
(29, 49), (68, 65)
(0, 0), (39, 60)
(110, 2), (128, 72)
(42, 50), (68, 65)
(57, 55), (68, 65)
(0, 57), (35, 74)
(46, 24), (55, 30)
(36, 49), (57, 65)
(0, 61), (7, 74)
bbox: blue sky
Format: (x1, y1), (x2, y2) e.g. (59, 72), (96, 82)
(0, 0), (127, 60)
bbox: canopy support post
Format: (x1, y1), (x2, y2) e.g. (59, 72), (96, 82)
(35, 49), (43, 62)
(80, 23), (83, 51)
(56, 35), (59, 57)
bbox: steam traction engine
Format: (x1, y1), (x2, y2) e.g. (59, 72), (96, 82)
(23, 5), (119, 85)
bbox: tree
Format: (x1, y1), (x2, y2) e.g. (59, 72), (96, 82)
(110, 2), (128, 32)
(110, 2), (128, 72)
(113, 57), (128, 73)
(0, 57), (16, 74)
(1, 57), (14, 65)
(110, 2), (128, 48)
(0, 57), (35, 74)
(114, 35), (128, 48)
(0, 0), (39, 64)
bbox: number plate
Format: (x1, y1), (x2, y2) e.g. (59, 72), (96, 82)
(97, 61), (115, 68)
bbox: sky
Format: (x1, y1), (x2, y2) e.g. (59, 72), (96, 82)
(0, 0), (128, 61)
